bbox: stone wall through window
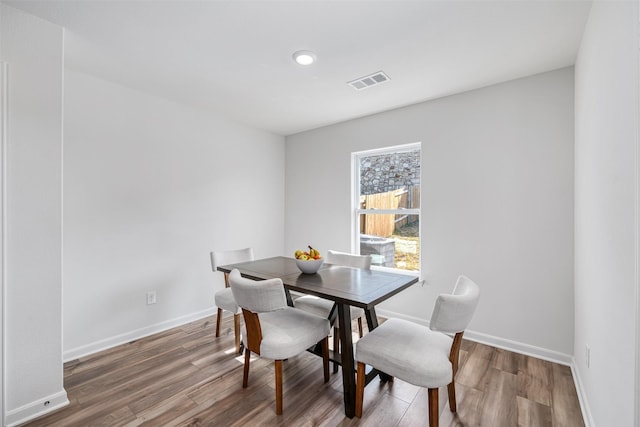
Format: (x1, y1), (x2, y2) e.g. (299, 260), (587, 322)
(359, 150), (420, 195)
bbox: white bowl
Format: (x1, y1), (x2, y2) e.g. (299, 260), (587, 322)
(295, 258), (324, 274)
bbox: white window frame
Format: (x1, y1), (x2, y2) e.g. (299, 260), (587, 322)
(351, 142), (421, 274)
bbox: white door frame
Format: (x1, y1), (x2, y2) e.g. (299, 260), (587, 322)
(1, 61), (8, 427)
(635, 1), (640, 425)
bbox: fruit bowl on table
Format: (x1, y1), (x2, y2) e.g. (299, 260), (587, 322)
(295, 257), (324, 274)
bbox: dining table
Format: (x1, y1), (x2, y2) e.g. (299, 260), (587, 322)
(217, 255), (419, 418)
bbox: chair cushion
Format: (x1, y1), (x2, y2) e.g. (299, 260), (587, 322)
(355, 318), (453, 388)
(214, 288), (240, 314)
(294, 295), (365, 322)
(244, 307), (330, 360)
(229, 269), (287, 313)
(430, 276), (480, 333)
(325, 250), (372, 269)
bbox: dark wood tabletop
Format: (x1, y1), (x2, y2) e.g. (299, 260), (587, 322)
(217, 256), (418, 308)
(217, 255), (419, 418)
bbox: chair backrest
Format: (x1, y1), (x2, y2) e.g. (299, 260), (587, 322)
(229, 269), (287, 313)
(210, 247), (254, 272)
(429, 275), (480, 334)
(326, 250), (372, 270)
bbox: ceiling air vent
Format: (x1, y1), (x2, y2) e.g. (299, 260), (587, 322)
(347, 71), (390, 91)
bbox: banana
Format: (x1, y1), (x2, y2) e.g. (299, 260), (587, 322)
(295, 246), (322, 260)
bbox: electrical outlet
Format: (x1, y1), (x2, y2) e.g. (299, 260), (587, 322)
(586, 345), (591, 368)
(146, 291), (157, 305)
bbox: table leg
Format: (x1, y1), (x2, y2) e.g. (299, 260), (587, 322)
(284, 289), (294, 307)
(338, 303), (356, 418)
(364, 307), (379, 330)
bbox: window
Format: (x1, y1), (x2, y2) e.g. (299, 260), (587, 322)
(352, 143), (421, 272)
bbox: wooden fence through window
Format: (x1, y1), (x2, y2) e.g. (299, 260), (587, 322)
(359, 187), (420, 237)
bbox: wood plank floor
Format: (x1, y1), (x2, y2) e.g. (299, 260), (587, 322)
(23, 315), (584, 427)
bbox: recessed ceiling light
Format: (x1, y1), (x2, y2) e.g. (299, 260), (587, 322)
(293, 50), (316, 66)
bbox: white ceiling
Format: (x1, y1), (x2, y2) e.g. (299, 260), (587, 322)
(4, 0), (592, 136)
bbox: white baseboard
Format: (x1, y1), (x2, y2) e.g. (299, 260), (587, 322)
(570, 362), (595, 427)
(462, 329), (574, 366)
(63, 307), (217, 362)
(5, 389), (69, 427)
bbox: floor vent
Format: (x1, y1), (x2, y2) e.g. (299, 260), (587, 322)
(347, 71), (390, 91)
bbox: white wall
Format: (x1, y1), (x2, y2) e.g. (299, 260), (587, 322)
(0, 4), (68, 426)
(63, 69), (285, 358)
(286, 68), (575, 359)
(574, 1), (639, 426)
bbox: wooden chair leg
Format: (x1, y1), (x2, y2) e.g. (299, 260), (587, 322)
(355, 362), (365, 418)
(321, 337), (330, 382)
(428, 388), (439, 427)
(233, 313), (241, 354)
(333, 328), (340, 373)
(448, 331), (463, 413)
(275, 360), (283, 415)
(242, 349), (251, 388)
(357, 317), (364, 338)
(447, 381), (457, 412)
(215, 308), (223, 337)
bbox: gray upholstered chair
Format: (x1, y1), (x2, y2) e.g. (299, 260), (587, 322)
(211, 247), (254, 354)
(294, 250), (372, 371)
(229, 269), (331, 415)
(355, 275), (480, 426)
